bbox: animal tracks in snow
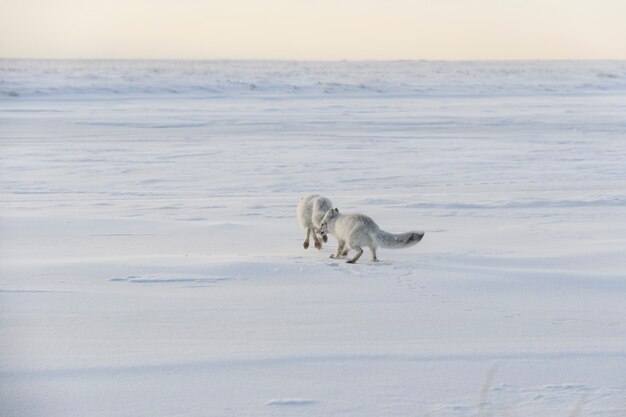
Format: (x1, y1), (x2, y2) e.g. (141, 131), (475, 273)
(109, 274), (229, 286)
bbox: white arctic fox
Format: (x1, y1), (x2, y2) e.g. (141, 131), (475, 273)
(297, 194), (333, 249)
(317, 208), (424, 263)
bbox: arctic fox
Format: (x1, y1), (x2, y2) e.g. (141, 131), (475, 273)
(317, 208), (424, 263)
(297, 194), (333, 249)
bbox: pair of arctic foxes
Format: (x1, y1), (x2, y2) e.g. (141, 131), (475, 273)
(297, 194), (424, 264)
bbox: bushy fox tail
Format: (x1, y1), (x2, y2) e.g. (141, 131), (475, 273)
(375, 230), (424, 249)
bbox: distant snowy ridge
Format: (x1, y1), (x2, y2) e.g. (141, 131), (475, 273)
(2, 60), (626, 98)
(265, 398), (317, 407)
(404, 196), (626, 210)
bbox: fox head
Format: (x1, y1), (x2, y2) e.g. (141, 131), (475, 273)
(316, 207), (339, 239)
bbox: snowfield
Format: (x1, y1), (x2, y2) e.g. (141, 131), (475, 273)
(1, 60), (626, 416)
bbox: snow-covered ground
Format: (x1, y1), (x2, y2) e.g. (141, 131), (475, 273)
(1, 60), (626, 416)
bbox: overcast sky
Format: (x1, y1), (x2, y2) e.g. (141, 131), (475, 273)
(2, 0), (626, 60)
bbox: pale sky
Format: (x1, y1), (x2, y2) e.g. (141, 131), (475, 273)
(2, 0), (626, 60)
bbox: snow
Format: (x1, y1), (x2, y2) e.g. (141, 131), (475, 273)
(1, 60), (626, 416)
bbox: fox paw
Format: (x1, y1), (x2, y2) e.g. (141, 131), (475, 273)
(322, 235), (328, 243)
(303, 241), (309, 249)
(315, 241), (322, 249)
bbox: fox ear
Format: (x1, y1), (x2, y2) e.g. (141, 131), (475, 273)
(333, 208), (339, 213)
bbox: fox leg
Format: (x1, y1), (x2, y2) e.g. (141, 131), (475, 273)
(346, 247), (364, 264)
(330, 240), (346, 259)
(313, 232), (322, 249)
(303, 228), (311, 249)
(370, 246), (379, 262)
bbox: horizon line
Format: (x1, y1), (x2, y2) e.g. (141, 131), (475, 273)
(2, 57), (626, 63)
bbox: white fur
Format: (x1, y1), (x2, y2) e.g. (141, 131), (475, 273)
(319, 208), (424, 263)
(296, 194), (333, 249)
